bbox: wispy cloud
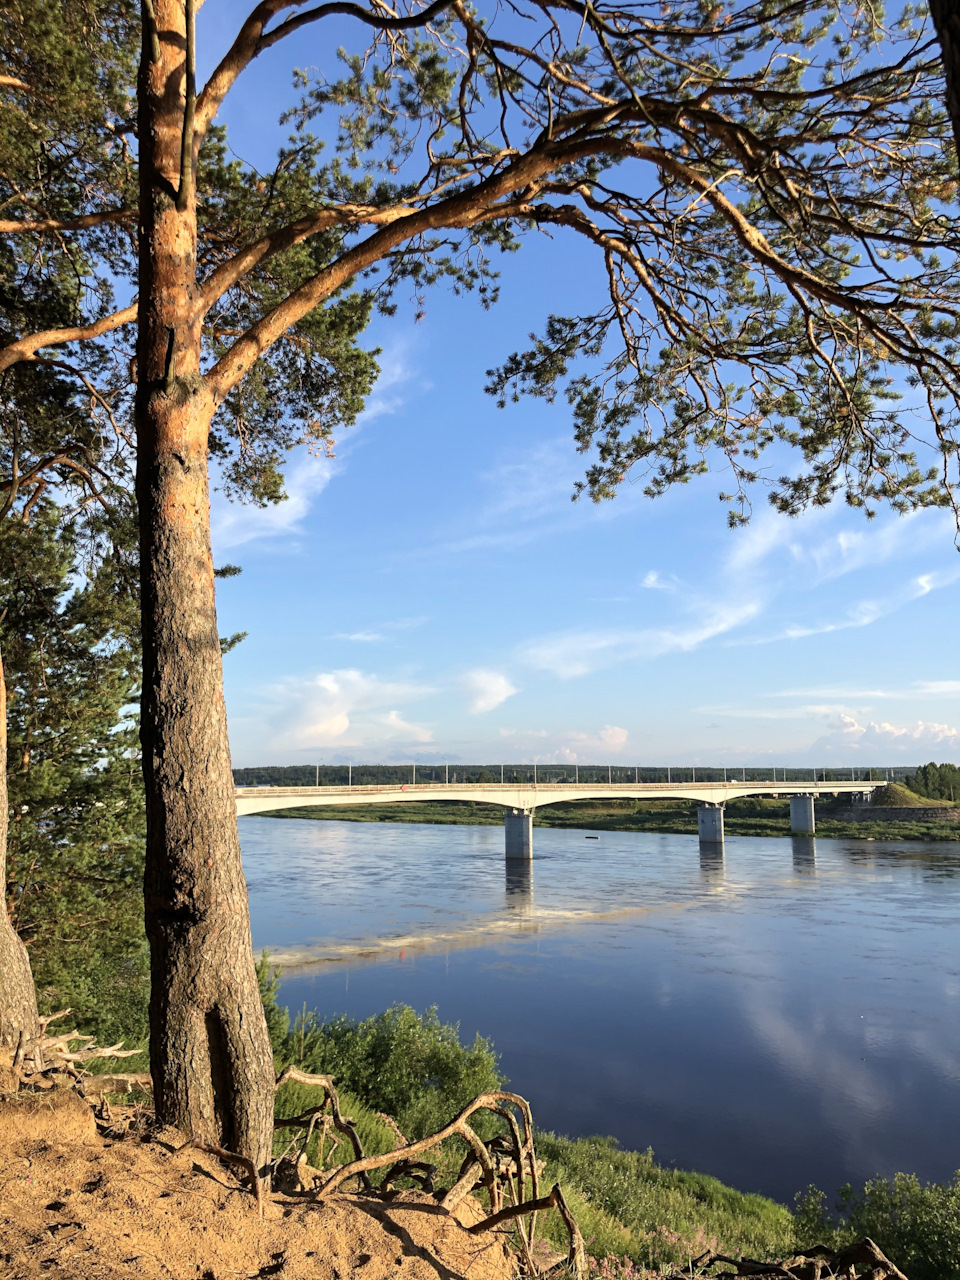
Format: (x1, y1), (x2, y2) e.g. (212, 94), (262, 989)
(767, 680), (960, 701)
(335, 631), (386, 643)
(211, 345), (417, 551)
(725, 508), (954, 585)
(519, 602), (760, 678)
(331, 617), (427, 644)
(436, 442), (578, 555)
(734, 565), (960, 647)
(357, 343), (419, 424)
(212, 455), (336, 550)
(641, 570), (680, 592)
(462, 669), (518, 713)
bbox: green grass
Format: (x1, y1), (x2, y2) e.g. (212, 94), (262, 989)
(867, 782), (955, 808)
(535, 1133), (794, 1271)
(266, 799), (506, 825)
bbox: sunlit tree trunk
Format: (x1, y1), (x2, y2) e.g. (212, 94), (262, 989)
(135, 0), (274, 1173)
(0, 644), (40, 1057)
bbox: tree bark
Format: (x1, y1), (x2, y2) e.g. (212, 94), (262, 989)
(135, 0), (274, 1173)
(930, 1), (960, 165)
(0, 644), (41, 1054)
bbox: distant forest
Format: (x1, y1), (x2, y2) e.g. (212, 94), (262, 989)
(233, 763), (917, 788)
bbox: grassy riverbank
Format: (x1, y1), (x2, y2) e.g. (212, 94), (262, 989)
(259, 795), (960, 841)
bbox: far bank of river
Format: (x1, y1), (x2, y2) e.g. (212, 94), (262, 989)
(260, 794), (960, 842)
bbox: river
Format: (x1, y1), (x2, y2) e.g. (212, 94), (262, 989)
(240, 815), (960, 1205)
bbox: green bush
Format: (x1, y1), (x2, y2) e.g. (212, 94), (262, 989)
(258, 959), (504, 1140)
(795, 1174), (960, 1280)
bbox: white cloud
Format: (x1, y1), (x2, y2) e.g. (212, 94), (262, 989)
(808, 714), (960, 762)
(264, 668), (435, 751)
(212, 454), (335, 550)
(357, 344), (419, 424)
(434, 442), (580, 555)
(519, 602), (760, 678)
(462, 669), (518, 714)
(497, 724), (630, 761)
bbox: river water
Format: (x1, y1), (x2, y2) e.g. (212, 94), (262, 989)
(240, 815), (960, 1205)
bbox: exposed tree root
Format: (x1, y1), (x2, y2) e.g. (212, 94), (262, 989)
(176, 1137), (264, 1218)
(669, 1237), (910, 1279)
(272, 1072), (582, 1277)
(4, 1009), (141, 1092)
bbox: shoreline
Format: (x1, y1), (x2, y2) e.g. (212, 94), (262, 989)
(248, 797), (960, 842)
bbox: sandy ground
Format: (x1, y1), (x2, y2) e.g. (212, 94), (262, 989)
(0, 1090), (519, 1280)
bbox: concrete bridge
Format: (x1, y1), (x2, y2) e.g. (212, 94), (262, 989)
(235, 778), (884, 858)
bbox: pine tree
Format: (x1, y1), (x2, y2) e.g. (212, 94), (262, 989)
(2, 502), (146, 1045)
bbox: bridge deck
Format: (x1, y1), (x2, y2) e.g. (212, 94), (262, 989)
(235, 779), (880, 817)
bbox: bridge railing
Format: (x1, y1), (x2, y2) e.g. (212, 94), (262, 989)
(234, 777), (887, 796)
(234, 764), (907, 790)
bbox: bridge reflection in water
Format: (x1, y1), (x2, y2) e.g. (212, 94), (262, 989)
(792, 835), (817, 875)
(237, 778), (880, 858)
(505, 859), (534, 916)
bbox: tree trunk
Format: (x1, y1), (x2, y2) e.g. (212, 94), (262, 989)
(929, 0), (960, 163)
(135, 0), (274, 1173)
(0, 643), (41, 1056)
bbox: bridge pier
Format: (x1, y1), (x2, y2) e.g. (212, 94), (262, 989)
(505, 808), (533, 860)
(790, 794), (816, 834)
(697, 803), (724, 844)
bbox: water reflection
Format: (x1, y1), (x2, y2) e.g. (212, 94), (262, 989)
(505, 859), (534, 915)
(791, 835), (817, 875)
(241, 816), (960, 1204)
(699, 842), (724, 883)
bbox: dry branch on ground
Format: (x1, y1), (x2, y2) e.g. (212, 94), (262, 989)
(662, 1239), (910, 1280)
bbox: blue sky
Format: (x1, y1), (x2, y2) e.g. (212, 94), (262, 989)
(198, 7), (960, 770)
